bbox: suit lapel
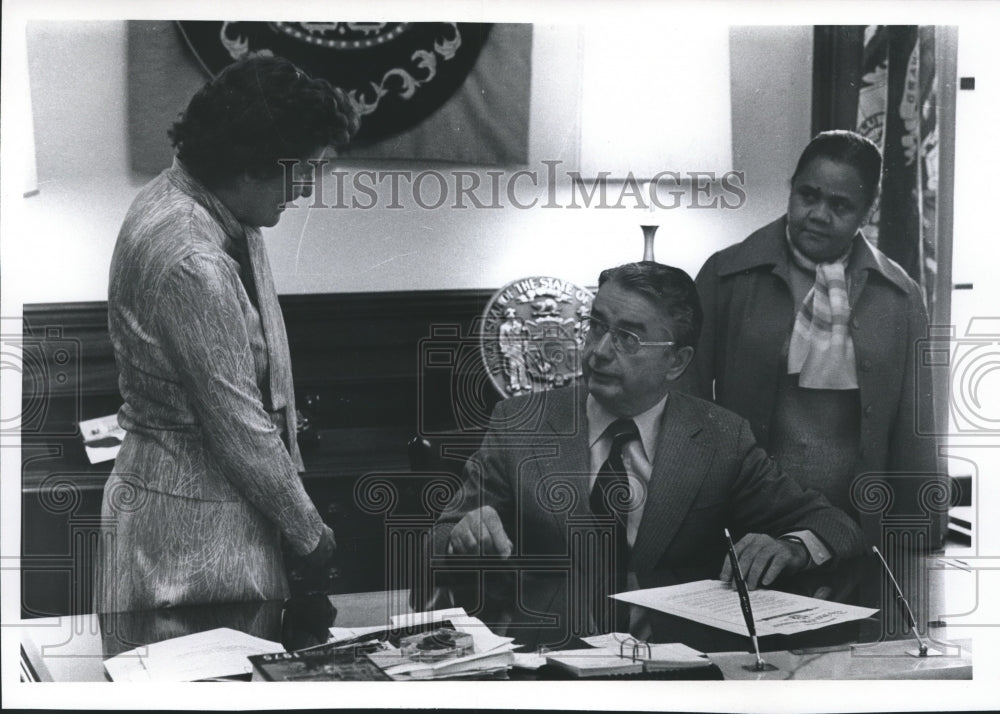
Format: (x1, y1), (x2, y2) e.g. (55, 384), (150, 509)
(534, 386), (591, 535)
(246, 227), (302, 469)
(630, 394), (714, 571)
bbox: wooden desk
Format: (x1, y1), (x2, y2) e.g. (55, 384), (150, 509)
(20, 426), (423, 617)
(20, 586), (973, 682)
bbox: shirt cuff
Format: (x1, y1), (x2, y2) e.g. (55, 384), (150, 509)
(781, 530), (832, 567)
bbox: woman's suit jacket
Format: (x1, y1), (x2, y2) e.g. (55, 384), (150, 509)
(433, 386), (864, 649)
(94, 160), (324, 613)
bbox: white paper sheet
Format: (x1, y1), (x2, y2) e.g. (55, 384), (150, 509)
(79, 413), (125, 464)
(511, 652), (547, 670)
(327, 624), (388, 643)
(390, 607), (467, 629)
(612, 579), (879, 636)
(580, 632), (635, 648)
(448, 615), (516, 653)
(102, 627), (282, 682)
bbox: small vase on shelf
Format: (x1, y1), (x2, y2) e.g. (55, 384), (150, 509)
(640, 224), (658, 262)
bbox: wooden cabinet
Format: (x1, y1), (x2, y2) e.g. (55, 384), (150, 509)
(20, 426), (472, 617)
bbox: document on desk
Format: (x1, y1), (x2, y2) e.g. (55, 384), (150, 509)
(103, 627), (282, 681)
(612, 580), (878, 636)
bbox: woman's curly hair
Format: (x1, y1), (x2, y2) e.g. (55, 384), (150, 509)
(168, 55), (361, 187)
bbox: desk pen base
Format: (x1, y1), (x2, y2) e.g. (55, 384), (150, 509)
(906, 648), (945, 658)
(741, 662), (778, 672)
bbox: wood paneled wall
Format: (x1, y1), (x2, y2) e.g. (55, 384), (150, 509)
(21, 290), (502, 436)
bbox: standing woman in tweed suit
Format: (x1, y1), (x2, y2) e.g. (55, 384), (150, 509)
(95, 56), (360, 612)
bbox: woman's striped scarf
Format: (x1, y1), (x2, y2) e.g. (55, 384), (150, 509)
(786, 228), (859, 390)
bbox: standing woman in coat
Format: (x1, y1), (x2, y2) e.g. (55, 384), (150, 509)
(95, 56), (360, 613)
(685, 130), (941, 543)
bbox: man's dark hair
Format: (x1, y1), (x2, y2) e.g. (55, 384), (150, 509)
(168, 55), (360, 188)
(597, 261), (702, 349)
(792, 129), (883, 209)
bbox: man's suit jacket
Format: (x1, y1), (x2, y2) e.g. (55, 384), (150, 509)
(433, 385), (865, 649)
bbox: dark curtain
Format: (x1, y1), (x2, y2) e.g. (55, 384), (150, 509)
(812, 25), (939, 314)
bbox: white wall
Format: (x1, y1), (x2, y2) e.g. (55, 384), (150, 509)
(11, 22), (810, 303)
(947, 22), (1000, 560)
(12, 22), (146, 304)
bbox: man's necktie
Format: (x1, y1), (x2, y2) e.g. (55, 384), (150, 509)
(590, 418), (639, 632)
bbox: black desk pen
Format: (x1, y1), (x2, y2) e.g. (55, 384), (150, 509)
(724, 528), (767, 671)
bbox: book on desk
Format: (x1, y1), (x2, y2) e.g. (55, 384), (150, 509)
(249, 642), (391, 682)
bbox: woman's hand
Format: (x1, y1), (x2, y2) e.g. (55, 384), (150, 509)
(287, 525), (337, 595)
(302, 525), (336, 570)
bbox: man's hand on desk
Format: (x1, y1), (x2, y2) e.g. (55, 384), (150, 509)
(717, 532), (809, 589)
(447, 506), (513, 557)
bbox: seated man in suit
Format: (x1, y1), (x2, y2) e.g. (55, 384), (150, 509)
(432, 261), (865, 649)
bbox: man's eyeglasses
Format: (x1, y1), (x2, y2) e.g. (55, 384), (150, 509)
(582, 315), (675, 355)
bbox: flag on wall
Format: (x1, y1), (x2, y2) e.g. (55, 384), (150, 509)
(855, 26), (939, 311)
(128, 20), (531, 171)
(812, 25), (939, 313)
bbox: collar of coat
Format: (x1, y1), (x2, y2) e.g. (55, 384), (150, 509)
(712, 215), (915, 296)
(165, 157), (250, 252)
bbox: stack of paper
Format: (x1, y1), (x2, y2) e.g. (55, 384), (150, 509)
(103, 628), (282, 681)
(364, 614), (516, 681)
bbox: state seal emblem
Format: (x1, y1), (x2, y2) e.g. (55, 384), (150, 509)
(480, 277), (594, 396)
